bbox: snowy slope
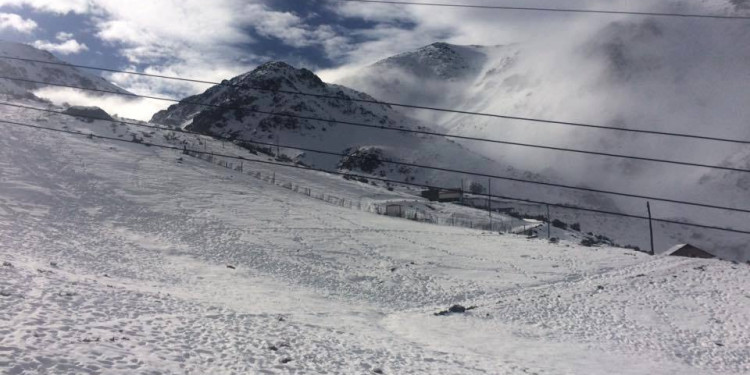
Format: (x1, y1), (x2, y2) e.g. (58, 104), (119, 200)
(1, 100), (749, 374)
(0, 40), (130, 98)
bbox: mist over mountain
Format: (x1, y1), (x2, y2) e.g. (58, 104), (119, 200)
(334, 6), (750, 260)
(339, 20), (750, 188)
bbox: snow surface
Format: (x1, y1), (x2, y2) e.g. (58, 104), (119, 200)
(0, 102), (748, 374)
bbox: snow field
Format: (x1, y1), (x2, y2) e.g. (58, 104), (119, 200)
(0, 104), (748, 374)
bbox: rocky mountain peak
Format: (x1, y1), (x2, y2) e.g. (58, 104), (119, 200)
(370, 42), (489, 81)
(232, 61), (325, 92)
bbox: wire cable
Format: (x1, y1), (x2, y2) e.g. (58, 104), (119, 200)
(2, 75), (749, 174)
(338, 0), (750, 20)
(2, 55), (748, 145)
(3, 100), (749, 215)
(1, 117), (748, 235)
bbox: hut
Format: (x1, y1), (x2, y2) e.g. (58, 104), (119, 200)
(63, 106), (114, 122)
(420, 188), (462, 202)
(666, 244), (715, 259)
(385, 204), (402, 217)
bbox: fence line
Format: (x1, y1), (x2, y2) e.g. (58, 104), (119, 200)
(182, 147), (539, 235)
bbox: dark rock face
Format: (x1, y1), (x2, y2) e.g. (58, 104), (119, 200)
(150, 60), (396, 143)
(435, 304), (473, 316)
(63, 106), (114, 122)
(448, 304), (467, 313)
(338, 147), (385, 173)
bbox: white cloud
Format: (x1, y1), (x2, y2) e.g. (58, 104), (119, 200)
(242, 3), (350, 54)
(0, 12), (37, 33)
(1, 0), (350, 100)
(88, 1), (349, 90)
(32, 38), (89, 55)
(33, 87), (170, 121)
(84, 0), (265, 99)
(55, 31), (74, 41)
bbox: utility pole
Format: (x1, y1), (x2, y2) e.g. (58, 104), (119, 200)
(276, 126), (281, 157)
(647, 201), (655, 255)
(460, 178), (464, 204)
(488, 178), (492, 230)
(546, 204), (551, 239)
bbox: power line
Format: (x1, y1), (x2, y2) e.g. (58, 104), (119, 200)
(2, 55), (747, 145)
(1, 117), (748, 235)
(3, 100), (750, 215)
(338, 0), (750, 20)
(2, 75), (749, 174)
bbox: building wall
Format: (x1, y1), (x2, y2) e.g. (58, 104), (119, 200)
(385, 205), (402, 217)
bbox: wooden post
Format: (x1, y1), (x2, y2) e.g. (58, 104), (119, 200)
(276, 127), (281, 157)
(546, 204), (551, 239)
(460, 178), (464, 204)
(647, 201), (655, 255)
(488, 178), (492, 230)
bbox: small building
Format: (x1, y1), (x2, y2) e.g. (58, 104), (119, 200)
(666, 244), (715, 259)
(421, 188), (462, 202)
(385, 204), (402, 217)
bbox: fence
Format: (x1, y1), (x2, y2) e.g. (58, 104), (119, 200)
(182, 147), (542, 235)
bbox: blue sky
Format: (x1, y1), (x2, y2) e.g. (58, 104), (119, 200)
(0, 0), (570, 119)
(0, 0), (592, 90)
(0, 1), (351, 68)
(0, 0), (737, 103)
(0, 0), (430, 92)
(0, 0), (488, 118)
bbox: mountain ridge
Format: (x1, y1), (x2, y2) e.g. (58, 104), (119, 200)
(0, 40), (131, 98)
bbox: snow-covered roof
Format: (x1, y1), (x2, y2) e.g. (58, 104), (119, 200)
(666, 244), (689, 255)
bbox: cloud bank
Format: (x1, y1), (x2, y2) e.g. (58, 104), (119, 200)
(0, 12), (36, 33)
(33, 87), (170, 121)
(32, 38), (88, 54)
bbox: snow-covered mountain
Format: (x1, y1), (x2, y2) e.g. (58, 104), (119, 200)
(338, 15), (750, 181)
(336, 9), (750, 261)
(150, 61), (615, 212)
(150, 61), (460, 181)
(0, 40), (130, 99)
(354, 41), (497, 102)
(339, 42), (517, 126)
